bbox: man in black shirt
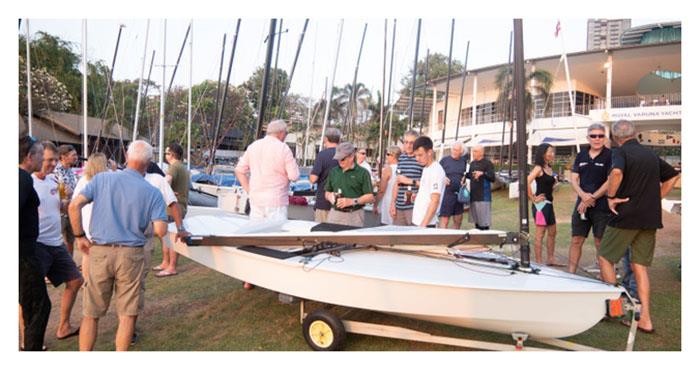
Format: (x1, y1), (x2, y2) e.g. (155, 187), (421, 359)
(567, 123), (612, 273)
(18, 136), (51, 351)
(467, 145), (495, 230)
(310, 128), (341, 222)
(599, 120), (680, 334)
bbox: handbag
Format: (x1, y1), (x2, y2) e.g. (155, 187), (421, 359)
(457, 184), (470, 204)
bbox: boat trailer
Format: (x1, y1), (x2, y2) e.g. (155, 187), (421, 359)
(281, 291), (641, 351)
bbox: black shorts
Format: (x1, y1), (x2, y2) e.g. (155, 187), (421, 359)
(531, 202), (556, 226)
(35, 243), (82, 287)
(571, 208), (611, 239)
(438, 191), (465, 217)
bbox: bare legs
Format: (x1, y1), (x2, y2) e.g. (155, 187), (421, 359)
(598, 256), (653, 331)
(56, 277), (82, 338)
(534, 224), (557, 265)
(438, 214), (463, 230)
(79, 315), (137, 351)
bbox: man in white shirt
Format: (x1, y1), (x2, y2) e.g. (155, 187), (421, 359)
(411, 136), (446, 228)
(30, 141), (83, 340)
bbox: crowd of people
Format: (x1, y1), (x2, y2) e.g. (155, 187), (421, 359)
(17, 118), (680, 350)
(18, 138), (190, 351)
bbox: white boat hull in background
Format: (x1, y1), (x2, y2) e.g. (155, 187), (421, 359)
(169, 206), (623, 339)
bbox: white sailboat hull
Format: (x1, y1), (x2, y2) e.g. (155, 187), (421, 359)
(169, 206), (623, 339)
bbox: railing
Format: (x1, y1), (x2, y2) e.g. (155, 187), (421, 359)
(593, 93), (682, 109)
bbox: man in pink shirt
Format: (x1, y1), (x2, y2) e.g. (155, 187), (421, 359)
(235, 119), (300, 221)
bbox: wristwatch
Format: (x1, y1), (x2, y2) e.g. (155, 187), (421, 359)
(353, 198), (359, 206)
(606, 195), (616, 199)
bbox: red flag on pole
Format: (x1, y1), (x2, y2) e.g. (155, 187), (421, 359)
(555, 20), (561, 38)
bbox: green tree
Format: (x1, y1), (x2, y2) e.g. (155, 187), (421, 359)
(400, 52), (465, 95)
(241, 66), (290, 124)
(494, 66), (553, 122)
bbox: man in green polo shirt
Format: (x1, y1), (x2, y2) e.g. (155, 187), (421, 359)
(324, 142), (375, 227)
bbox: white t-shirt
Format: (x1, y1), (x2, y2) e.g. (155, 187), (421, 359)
(73, 176), (93, 241)
(412, 161), (446, 227)
(145, 173), (178, 207)
(32, 173), (64, 246)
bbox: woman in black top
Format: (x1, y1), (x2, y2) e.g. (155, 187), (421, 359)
(527, 143), (560, 266)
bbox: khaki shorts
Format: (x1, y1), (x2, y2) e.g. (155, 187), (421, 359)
(327, 209), (365, 227)
(83, 245), (146, 318)
(314, 209), (330, 223)
(392, 209), (413, 226)
(599, 226), (656, 267)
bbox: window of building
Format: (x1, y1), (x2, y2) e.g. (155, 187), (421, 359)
(437, 110), (444, 130)
(460, 107), (473, 126)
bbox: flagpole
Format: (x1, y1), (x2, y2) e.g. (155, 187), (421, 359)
(556, 20), (580, 153)
(26, 20), (33, 136)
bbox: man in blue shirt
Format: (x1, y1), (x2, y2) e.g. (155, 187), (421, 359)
(69, 140), (167, 351)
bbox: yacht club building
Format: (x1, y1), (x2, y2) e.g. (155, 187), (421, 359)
(423, 38), (681, 165)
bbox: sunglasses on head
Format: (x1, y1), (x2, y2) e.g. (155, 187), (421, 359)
(589, 134), (605, 139)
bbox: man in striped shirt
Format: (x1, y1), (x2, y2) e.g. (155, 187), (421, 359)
(390, 130), (424, 226)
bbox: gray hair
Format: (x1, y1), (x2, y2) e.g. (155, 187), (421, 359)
(127, 140), (153, 164)
(611, 120), (635, 139)
(325, 127), (341, 143)
(587, 122), (607, 134)
(266, 119), (288, 135)
(403, 129), (419, 139)
(451, 142), (464, 152)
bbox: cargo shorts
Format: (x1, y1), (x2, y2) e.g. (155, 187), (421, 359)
(599, 226), (656, 267)
(83, 245), (146, 318)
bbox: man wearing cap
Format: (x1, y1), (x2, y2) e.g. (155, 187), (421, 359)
(310, 128), (341, 223)
(324, 142), (375, 227)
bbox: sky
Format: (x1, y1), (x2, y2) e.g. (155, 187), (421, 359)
(23, 18), (676, 105)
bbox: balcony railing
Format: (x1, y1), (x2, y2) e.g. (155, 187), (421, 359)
(593, 93), (682, 109)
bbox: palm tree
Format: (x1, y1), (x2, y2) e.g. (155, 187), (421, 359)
(336, 82), (371, 138)
(494, 66), (553, 122)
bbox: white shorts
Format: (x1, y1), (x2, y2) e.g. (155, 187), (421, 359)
(249, 205), (288, 222)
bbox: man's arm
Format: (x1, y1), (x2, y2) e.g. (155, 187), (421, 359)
(234, 168), (250, 194)
(660, 175), (680, 198)
(168, 202), (190, 242)
(284, 147), (300, 182)
(420, 193), (441, 227)
(69, 194), (91, 253)
(153, 220), (168, 239)
(606, 168), (623, 197)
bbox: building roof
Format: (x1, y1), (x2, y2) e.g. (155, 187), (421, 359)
(19, 110), (141, 144)
(621, 22), (681, 45)
(425, 41), (681, 98)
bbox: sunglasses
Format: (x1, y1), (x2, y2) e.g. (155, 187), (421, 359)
(358, 152), (366, 155)
(589, 134), (605, 139)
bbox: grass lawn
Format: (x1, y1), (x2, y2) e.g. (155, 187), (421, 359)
(40, 184), (681, 351)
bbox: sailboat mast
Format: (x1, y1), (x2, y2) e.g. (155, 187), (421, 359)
(513, 19), (531, 269)
(187, 20), (193, 169)
(348, 22), (368, 141)
(320, 19), (344, 145)
(25, 20), (32, 136)
(378, 19), (388, 180)
(212, 19), (242, 161)
(95, 24), (124, 154)
(386, 19), (396, 144)
(159, 20), (166, 167)
(278, 18), (310, 119)
(454, 41), (470, 142)
(255, 19), (277, 140)
(419, 48), (429, 135)
(302, 23), (318, 166)
(82, 20), (88, 158)
(133, 19), (150, 142)
(499, 31), (513, 171)
(407, 19), (421, 129)
(167, 23), (192, 94)
(440, 19), (455, 150)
